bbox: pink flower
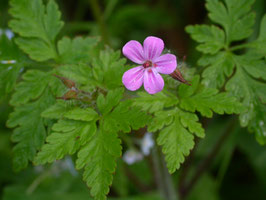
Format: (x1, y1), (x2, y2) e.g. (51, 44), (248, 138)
(122, 36), (177, 94)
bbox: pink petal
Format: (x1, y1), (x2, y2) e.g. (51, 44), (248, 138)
(153, 54), (177, 74)
(143, 68), (164, 94)
(122, 40), (145, 64)
(122, 66), (144, 91)
(143, 36), (164, 61)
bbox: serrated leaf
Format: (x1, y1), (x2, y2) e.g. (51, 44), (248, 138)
(96, 88), (124, 115)
(185, 25), (225, 54)
(64, 107), (99, 121)
(148, 110), (175, 132)
(92, 48), (127, 89)
(205, 0), (255, 43)
(76, 127), (121, 200)
(0, 64), (22, 97)
(35, 120), (97, 164)
(226, 57), (266, 144)
(253, 14), (266, 55)
(187, 0), (266, 145)
(179, 75), (243, 117)
(6, 88), (55, 171)
(104, 100), (151, 133)
(9, 0), (63, 61)
(133, 91), (178, 113)
(58, 36), (100, 64)
(14, 38), (56, 61)
(205, 0), (228, 28)
(41, 100), (70, 119)
(179, 110), (205, 138)
(10, 70), (50, 106)
(56, 64), (95, 87)
(200, 51), (235, 88)
(157, 112), (194, 173)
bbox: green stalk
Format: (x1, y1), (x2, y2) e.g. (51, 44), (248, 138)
(152, 135), (178, 200)
(89, 0), (110, 45)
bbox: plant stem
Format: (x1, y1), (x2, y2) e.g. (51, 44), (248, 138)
(180, 118), (237, 198)
(216, 126), (239, 189)
(89, 0), (110, 45)
(152, 137), (178, 200)
(26, 170), (51, 195)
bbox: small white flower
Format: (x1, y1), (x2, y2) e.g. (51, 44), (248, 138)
(5, 29), (14, 40)
(141, 132), (154, 156)
(123, 149), (143, 165)
(0, 29), (14, 40)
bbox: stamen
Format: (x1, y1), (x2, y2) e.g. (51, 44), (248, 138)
(143, 61), (152, 68)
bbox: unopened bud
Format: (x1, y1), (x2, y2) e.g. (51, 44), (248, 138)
(57, 89), (78, 100)
(54, 74), (76, 88)
(170, 68), (191, 85)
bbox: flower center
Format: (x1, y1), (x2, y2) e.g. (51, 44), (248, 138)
(143, 61), (152, 68)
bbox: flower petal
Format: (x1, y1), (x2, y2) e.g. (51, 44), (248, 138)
(154, 53), (177, 74)
(122, 66), (144, 91)
(144, 68), (164, 94)
(122, 40), (145, 64)
(143, 36), (164, 60)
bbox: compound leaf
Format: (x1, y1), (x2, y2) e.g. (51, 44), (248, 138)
(157, 112), (194, 173)
(9, 0), (63, 61)
(76, 127), (121, 200)
(35, 119), (97, 164)
(179, 75), (243, 118)
(133, 91), (178, 113)
(185, 25), (225, 54)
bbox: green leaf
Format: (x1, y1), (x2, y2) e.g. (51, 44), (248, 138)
(76, 127), (122, 200)
(148, 110), (175, 132)
(205, 0), (228, 28)
(6, 88), (55, 171)
(0, 64), (22, 97)
(64, 107), (99, 121)
(253, 14), (266, 55)
(179, 110), (205, 138)
(199, 51), (235, 88)
(9, 0), (63, 61)
(96, 88), (124, 115)
(34, 119), (97, 164)
(57, 49), (126, 91)
(41, 100), (70, 119)
(179, 75), (243, 118)
(226, 56), (266, 144)
(10, 70), (50, 106)
(104, 100), (151, 133)
(14, 38), (56, 61)
(206, 0), (255, 43)
(185, 25), (225, 54)
(92, 48), (127, 89)
(133, 91), (178, 113)
(57, 36), (100, 64)
(187, 0), (265, 145)
(157, 111), (194, 173)
(56, 64), (95, 86)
